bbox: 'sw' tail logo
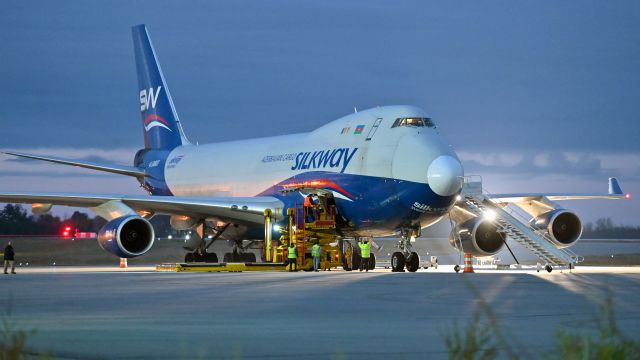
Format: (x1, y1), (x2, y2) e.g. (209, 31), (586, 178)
(140, 86), (171, 132)
(140, 86), (162, 112)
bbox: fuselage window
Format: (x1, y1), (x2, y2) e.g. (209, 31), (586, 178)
(391, 117), (435, 128)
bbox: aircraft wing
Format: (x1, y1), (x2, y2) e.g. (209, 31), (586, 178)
(1, 151), (146, 178)
(0, 192), (284, 225)
(486, 177), (628, 203)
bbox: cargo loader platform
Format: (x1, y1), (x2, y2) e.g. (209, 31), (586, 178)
(156, 262), (289, 272)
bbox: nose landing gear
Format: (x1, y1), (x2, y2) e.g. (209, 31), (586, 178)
(392, 227), (421, 272)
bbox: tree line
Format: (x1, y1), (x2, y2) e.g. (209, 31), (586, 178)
(581, 217), (640, 239)
(0, 204), (172, 236)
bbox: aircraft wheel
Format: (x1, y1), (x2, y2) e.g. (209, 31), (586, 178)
(193, 252), (206, 262)
(352, 253), (362, 271)
(406, 252), (420, 272)
(454, 265), (461, 273)
(185, 253), (195, 263)
(545, 265), (553, 273)
(391, 252), (405, 272)
(205, 252), (218, 263)
(242, 253), (257, 263)
(223, 252), (233, 262)
(368, 253), (376, 270)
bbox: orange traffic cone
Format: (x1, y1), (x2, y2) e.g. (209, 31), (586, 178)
(120, 258), (128, 268)
(463, 253), (474, 273)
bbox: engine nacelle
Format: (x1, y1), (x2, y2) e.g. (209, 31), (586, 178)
(31, 203), (53, 215)
(529, 209), (582, 248)
(98, 215), (155, 258)
(169, 215), (198, 231)
(449, 217), (506, 257)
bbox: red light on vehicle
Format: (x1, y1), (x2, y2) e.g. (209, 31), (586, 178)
(61, 225), (74, 237)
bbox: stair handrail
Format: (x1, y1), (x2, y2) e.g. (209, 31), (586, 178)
(468, 186), (580, 264)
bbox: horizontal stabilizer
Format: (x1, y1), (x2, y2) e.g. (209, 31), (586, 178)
(1, 151), (146, 178)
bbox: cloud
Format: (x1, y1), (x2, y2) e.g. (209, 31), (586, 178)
(458, 149), (639, 181)
(456, 151), (524, 167)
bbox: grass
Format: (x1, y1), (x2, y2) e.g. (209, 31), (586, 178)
(551, 290), (640, 359)
(441, 282), (640, 360)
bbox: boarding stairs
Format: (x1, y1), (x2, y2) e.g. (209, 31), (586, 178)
(462, 179), (580, 267)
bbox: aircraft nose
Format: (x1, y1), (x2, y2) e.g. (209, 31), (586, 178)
(427, 155), (464, 196)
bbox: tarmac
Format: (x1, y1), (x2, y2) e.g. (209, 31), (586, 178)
(2, 266), (640, 359)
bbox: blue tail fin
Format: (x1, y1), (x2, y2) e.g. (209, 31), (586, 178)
(132, 24), (189, 150)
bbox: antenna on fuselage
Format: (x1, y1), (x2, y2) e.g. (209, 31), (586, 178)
(354, 106), (358, 113)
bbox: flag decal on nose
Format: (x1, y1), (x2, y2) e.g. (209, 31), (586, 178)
(354, 125), (365, 134)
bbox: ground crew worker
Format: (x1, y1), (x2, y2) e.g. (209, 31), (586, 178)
(358, 239), (372, 272)
(312, 194), (321, 221)
(4, 241), (16, 274)
(287, 243), (297, 272)
(304, 194), (314, 223)
(311, 241), (321, 272)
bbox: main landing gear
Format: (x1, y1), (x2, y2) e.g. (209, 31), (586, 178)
(391, 227), (421, 272)
(183, 222), (228, 263)
(222, 241), (257, 263)
(185, 251), (218, 263)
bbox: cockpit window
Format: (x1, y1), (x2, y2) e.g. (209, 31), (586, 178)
(391, 117), (435, 128)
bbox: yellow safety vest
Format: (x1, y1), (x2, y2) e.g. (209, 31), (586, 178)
(312, 244), (321, 257)
(287, 246), (297, 259)
(359, 242), (371, 258)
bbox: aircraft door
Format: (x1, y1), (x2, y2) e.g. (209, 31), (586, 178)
(365, 117), (383, 141)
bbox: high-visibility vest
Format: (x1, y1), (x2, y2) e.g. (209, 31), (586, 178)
(359, 242), (371, 258)
(287, 246), (297, 259)
(312, 244), (321, 257)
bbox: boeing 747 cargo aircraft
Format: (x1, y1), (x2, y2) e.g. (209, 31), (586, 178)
(0, 25), (628, 272)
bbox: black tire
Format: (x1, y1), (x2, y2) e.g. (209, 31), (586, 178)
(193, 252), (205, 262)
(545, 265), (553, 273)
(185, 253), (195, 263)
(406, 252), (419, 272)
(223, 252), (233, 263)
(368, 253), (376, 270)
(454, 265), (461, 273)
(204, 252), (218, 263)
(391, 252), (405, 272)
(242, 253), (257, 263)
(352, 253), (362, 271)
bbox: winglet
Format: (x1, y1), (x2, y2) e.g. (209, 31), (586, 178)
(608, 177), (623, 195)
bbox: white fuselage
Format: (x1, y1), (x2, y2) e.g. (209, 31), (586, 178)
(163, 106), (461, 199)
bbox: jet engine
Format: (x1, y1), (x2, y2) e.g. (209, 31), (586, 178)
(449, 217), (506, 257)
(529, 209), (582, 248)
(98, 215), (155, 258)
